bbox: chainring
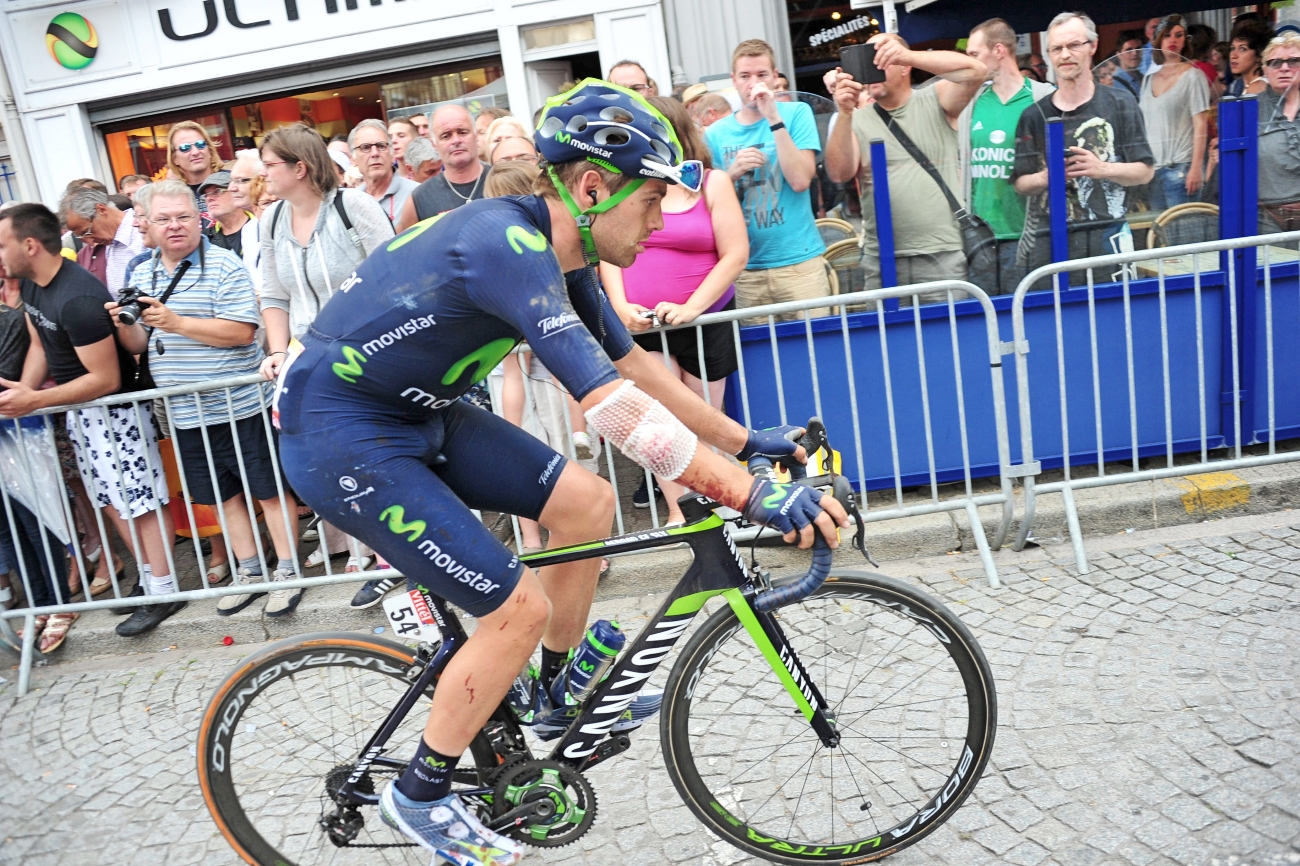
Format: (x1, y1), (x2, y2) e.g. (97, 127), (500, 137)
(491, 759), (597, 847)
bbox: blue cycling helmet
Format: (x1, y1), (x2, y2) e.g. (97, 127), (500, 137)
(534, 79), (685, 261)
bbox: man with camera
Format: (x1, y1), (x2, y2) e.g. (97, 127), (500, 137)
(0, 203), (178, 636)
(111, 180), (301, 620)
(825, 33), (985, 301)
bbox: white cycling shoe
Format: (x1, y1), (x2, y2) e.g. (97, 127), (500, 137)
(379, 783), (523, 866)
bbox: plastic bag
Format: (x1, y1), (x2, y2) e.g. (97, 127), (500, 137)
(0, 418), (72, 545)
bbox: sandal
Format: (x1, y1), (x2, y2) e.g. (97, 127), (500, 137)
(206, 563), (231, 587)
(0, 585), (12, 611)
(305, 546), (327, 569)
(38, 613), (77, 653)
(17, 615), (48, 641)
(88, 562), (126, 598)
(345, 555), (372, 573)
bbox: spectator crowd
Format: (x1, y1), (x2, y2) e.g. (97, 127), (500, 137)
(0, 14), (1296, 653)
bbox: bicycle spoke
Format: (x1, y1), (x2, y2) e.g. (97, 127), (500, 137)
(788, 744), (819, 839)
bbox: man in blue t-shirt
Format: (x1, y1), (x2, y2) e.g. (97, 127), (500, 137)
(706, 39), (829, 321)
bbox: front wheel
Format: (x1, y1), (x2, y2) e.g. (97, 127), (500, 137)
(660, 572), (996, 864)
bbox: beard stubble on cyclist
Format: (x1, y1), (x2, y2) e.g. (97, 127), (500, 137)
(592, 180), (667, 268)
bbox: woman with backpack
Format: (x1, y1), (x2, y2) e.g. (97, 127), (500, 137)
(257, 123), (394, 584)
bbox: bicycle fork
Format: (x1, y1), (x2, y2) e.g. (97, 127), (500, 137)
(725, 587), (841, 748)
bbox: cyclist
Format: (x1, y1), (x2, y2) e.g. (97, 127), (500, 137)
(272, 79), (849, 866)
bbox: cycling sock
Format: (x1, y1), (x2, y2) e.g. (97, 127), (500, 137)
(237, 555), (262, 575)
(396, 738), (459, 803)
(540, 645), (568, 690)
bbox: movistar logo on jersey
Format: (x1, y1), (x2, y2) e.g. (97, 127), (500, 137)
(416, 537), (501, 595)
(441, 338), (516, 386)
(401, 386), (454, 410)
(506, 225), (548, 255)
(538, 312), (581, 338)
(362, 315), (436, 356)
(332, 346), (366, 383)
(379, 505), (425, 542)
(552, 131), (613, 159)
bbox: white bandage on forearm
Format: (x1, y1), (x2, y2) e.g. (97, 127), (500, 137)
(584, 381), (698, 481)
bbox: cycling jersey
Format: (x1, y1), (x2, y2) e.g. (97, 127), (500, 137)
(277, 195), (634, 616)
(276, 195), (632, 433)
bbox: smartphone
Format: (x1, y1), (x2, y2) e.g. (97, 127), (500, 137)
(840, 43), (887, 85)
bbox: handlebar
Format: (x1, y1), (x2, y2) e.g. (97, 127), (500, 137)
(746, 418), (872, 613)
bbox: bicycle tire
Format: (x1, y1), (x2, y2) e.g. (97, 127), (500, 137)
(660, 571), (996, 865)
(197, 632), (498, 866)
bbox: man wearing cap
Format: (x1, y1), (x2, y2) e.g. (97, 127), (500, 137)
(202, 170), (261, 292)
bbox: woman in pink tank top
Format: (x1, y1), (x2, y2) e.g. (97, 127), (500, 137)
(601, 97), (749, 524)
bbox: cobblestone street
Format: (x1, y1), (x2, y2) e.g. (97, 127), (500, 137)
(2, 512), (1298, 866)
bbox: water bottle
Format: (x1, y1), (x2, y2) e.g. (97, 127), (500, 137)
(550, 620), (625, 706)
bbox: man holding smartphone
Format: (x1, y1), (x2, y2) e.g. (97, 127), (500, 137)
(705, 39), (829, 322)
(1010, 12), (1154, 281)
(824, 33), (985, 301)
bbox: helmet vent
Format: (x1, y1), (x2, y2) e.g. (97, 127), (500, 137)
(594, 127), (631, 146)
(649, 139), (672, 160)
(539, 116), (564, 138)
(600, 106), (635, 124)
(566, 115), (589, 133)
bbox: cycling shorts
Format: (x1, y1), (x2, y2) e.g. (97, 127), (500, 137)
(280, 400), (568, 617)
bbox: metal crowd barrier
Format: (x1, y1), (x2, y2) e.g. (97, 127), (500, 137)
(495, 283), (1017, 590)
(0, 374), (383, 697)
(1008, 230), (1300, 574)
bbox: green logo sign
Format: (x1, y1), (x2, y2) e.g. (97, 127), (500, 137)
(332, 345), (366, 383)
(379, 505), (425, 542)
(46, 13), (98, 70)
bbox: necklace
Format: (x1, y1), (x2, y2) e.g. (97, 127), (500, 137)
(446, 168), (482, 203)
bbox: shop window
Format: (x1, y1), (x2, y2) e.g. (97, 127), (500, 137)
(523, 19), (596, 51)
(101, 61), (504, 183)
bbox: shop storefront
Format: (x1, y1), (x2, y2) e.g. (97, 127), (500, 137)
(0, 0), (673, 205)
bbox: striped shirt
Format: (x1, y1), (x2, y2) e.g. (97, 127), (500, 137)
(128, 238), (268, 429)
(105, 209), (146, 296)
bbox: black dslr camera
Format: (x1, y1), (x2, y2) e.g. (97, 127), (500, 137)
(115, 258), (191, 326)
(114, 286), (149, 326)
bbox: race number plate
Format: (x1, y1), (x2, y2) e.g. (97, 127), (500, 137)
(382, 589), (441, 643)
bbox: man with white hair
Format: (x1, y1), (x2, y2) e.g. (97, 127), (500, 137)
(398, 104), (488, 230)
(349, 118), (420, 226)
(59, 187), (144, 295)
(403, 135), (441, 182)
(109, 180), (300, 619)
(1011, 11), (1154, 275)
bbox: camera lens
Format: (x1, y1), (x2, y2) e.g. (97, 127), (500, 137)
(117, 303), (141, 326)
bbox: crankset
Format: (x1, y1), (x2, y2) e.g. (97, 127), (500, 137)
(490, 759), (597, 847)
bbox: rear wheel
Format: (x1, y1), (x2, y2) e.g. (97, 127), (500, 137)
(660, 572), (996, 864)
(197, 632), (499, 866)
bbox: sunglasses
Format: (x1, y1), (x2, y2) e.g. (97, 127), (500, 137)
(1265, 57), (1300, 69)
(176, 140), (209, 153)
(644, 158), (705, 193)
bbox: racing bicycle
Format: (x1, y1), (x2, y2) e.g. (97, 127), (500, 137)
(197, 420), (997, 865)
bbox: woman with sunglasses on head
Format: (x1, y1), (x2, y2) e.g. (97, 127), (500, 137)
(598, 96), (748, 525)
(1139, 14), (1213, 208)
(166, 121), (225, 227)
(1258, 33), (1300, 232)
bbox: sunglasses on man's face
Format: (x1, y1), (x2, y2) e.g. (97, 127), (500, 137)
(176, 140), (209, 153)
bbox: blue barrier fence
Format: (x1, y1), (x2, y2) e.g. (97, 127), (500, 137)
(722, 95), (1296, 492)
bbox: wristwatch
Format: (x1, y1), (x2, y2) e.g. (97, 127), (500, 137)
(769, 121), (786, 133)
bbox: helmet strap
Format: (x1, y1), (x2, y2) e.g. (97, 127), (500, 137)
(547, 165), (645, 264)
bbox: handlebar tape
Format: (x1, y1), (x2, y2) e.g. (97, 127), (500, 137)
(751, 534), (833, 613)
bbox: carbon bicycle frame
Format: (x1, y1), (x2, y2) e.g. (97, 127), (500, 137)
(335, 496), (840, 808)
